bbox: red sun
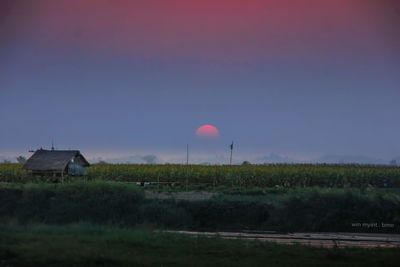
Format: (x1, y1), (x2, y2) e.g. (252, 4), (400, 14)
(196, 125), (220, 139)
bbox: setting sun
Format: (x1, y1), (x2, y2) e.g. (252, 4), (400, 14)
(196, 125), (220, 139)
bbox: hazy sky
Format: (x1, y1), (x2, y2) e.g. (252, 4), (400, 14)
(1, 0), (399, 163)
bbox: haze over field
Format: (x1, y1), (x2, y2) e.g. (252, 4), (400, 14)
(1, 0), (399, 164)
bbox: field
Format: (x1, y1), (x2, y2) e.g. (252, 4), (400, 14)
(1, 223), (400, 267)
(1, 163), (399, 265)
(1, 163), (400, 233)
(1, 163), (400, 188)
(0, 182), (399, 233)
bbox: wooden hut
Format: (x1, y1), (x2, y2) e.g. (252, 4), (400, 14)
(23, 149), (90, 176)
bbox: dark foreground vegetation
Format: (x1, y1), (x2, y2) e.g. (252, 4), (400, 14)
(1, 182), (399, 233)
(1, 223), (400, 267)
(1, 163), (399, 266)
(1, 163), (400, 187)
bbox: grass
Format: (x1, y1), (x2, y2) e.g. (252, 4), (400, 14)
(0, 223), (400, 266)
(0, 182), (399, 233)
(1, 164), (399, 265)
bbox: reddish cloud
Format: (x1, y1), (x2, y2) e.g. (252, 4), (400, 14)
(3, 0), (397, 61)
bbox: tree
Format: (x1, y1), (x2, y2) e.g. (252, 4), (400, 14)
(142, 155), (157, 164)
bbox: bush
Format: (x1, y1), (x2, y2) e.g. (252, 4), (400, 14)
(0, 183), (399, 233)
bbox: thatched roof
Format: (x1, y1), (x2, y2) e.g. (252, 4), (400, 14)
(23, 149), (90, 171)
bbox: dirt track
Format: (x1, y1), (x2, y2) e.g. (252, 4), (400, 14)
(167, 231), (400, 248)
(145, 191), (216, 200)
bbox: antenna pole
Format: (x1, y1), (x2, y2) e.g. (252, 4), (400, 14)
(186, 144), (189, 191)
(230, 141), (234, 165)
(186, 144), (189, 165)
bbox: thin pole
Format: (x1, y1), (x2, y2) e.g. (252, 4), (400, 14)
(230, 141), (233, 165)
(186, 144), (189, 191)
(186, 144), (189, 165)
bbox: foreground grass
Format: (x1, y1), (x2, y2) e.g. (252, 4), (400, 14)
(0, 224), (400, 267)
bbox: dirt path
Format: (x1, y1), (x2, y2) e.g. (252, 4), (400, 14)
(166, 231), (400, 248)
(145, 191), (216, 200)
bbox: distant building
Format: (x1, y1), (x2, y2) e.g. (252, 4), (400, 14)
(23, 149), (90, 176)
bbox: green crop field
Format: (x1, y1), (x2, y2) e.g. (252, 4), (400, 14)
(1, 163), (400, 188)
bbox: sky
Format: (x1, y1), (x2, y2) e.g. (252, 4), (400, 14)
(1, 0), (400, 164)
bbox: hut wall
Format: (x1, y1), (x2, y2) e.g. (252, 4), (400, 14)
(68, 163), (87, 175)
